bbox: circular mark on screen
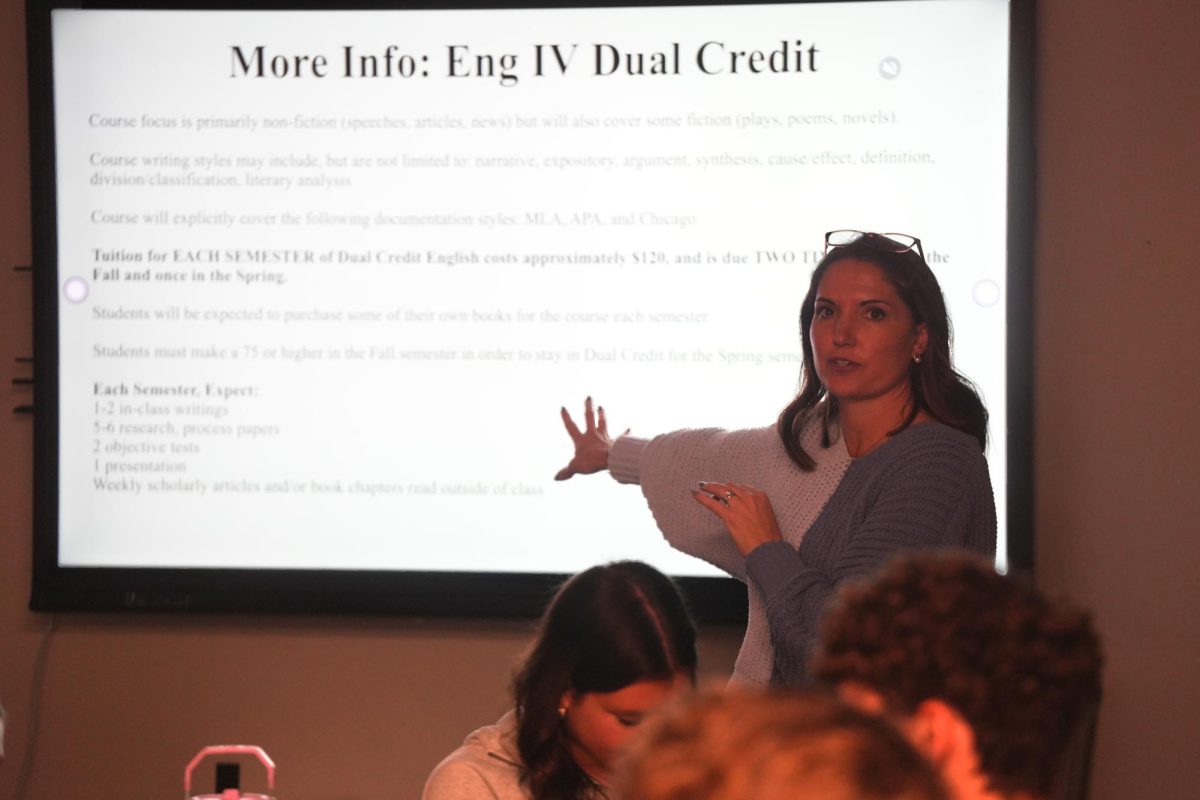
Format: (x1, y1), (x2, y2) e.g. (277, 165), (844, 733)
(879, 57), (901, 80)
(972, 279), (1001, 308)
(63, 276), (90, 303)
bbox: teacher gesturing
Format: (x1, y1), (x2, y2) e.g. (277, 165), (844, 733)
(557, 231), (996, 686)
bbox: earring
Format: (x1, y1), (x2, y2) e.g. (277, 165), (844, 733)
(558, 706), (567, 718)
(913, 353), (922, 364)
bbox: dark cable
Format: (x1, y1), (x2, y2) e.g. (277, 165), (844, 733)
(13, 615), (57, 800)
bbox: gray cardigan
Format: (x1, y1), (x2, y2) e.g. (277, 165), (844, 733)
(745, 421), (996, 686)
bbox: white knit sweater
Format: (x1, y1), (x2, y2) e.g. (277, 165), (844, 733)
(607, 419), (850, 686)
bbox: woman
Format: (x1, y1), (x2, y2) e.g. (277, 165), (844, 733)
(557, 231), (995, 686)
(422, 561), (697, 800)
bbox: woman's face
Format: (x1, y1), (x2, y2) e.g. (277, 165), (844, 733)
(809, 258), (927, 409)
(562, 672), (691, 784)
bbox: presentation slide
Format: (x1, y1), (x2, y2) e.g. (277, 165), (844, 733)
(52, 2), (1010, 576)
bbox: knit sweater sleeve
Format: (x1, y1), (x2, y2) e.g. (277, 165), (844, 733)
(608, 425), (847, 579)
(745, 426), (996, 685)
(609, 428), (763, 576)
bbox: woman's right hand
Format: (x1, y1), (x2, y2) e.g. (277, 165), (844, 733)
(554, 397), (617, 481)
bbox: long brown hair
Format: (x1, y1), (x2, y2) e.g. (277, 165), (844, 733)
(513, 561), (697, 799)
(777, 237), (987, 470)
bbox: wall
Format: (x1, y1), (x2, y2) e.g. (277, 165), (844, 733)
(2, 1), (1198, 798)
(1032, 1), (1200, 796)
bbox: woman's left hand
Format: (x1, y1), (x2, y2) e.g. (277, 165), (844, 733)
(691, 482), (784, 557)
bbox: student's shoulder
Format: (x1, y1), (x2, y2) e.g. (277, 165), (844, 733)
(422, 715), (524, 800)
(423, 755), (512, 800)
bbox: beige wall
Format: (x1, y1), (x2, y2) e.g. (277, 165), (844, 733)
(2, 1), (1198, 798)
(1033, 1), (1200, 796)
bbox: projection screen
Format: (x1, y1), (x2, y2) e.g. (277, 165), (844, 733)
(28, 0), (1032, 616)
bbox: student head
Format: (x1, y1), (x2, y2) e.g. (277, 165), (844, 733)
(618, 688), (948, 800)
(813, 552), (1104, 800)
(514, 561), (697, 798)
(778, 230), (987, 469)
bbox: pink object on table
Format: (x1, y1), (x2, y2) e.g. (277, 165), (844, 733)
(184, 745), (276, 800)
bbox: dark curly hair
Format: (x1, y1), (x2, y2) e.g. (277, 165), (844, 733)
(777, 235), (988, 470)
(618, 688), (948, 800)
(513, 561), (698, 800)
(813, 552), (1103, 799)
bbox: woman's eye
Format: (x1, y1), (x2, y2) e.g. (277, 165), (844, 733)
(865, 307), (886, 321)
(616, 716), (642, 728)
(814, 306), (834, 319)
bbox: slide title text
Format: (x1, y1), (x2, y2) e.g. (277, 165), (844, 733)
(229, 40), (821, 86)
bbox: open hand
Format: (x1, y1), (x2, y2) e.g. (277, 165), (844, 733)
(555, 397), (619, 481)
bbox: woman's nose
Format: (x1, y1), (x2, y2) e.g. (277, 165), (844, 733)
(833, 317), (855, 345)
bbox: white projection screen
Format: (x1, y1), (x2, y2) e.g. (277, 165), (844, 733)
(28, 0), (1034, 617)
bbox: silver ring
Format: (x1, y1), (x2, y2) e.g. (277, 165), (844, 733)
(724, 490), (736, 499)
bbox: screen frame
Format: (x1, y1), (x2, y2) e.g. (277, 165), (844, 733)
(27, 0), (1035, 620)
